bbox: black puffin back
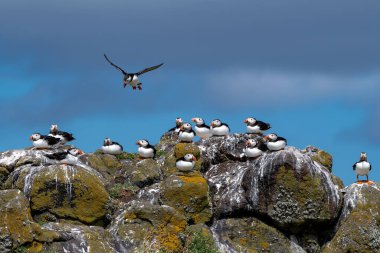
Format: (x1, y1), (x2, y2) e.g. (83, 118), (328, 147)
(44, 135), (61, 145)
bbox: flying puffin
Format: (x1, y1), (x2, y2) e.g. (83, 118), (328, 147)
(30, 133), (61, 149)
(179, 123), (196, 143)
(101, 138), (123, 155)
(210, 119), (230, 136)
(353, 152), (372, 183)
(49, 124), (75, 144)
(243, 117), (271, 135)
(243, 139), (268, 159)
(168, 117), (183, 133)
(136, 139), (156, 159)
(263, 133), (287, 151)
(104, 54), (164, 90)
(192, 117), (212, 139)
(44, 148), (84, 165)
(176, 154), (197, 172)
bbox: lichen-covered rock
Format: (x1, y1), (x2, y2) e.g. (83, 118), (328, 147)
(81, 153), (123, 181)
(242, 147), (342, 232)
(323, 183), (380, 253)
(0, 189), (34, 251)
(42, 222), (121, 253)
(0, 149), (47, 172)
(160, 173), (212, 224)
(109, 200), (187, 253)
(211, 217), (306, 253)
(126, 159), (162, 188)
(7, 162), (109, 224)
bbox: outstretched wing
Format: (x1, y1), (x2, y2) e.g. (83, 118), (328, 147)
(136, 63), (164, 76)
(104, 54), (128, 75)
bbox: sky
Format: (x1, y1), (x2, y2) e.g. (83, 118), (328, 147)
(1, 0), (379, 185)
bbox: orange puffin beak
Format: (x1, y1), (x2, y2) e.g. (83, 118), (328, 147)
(245, 141), (250, 145)
(263, 135), (270, 141)
(243, 119), (248, 123)
(29, 136), (33, 141)
(180, 125), (185, 130)
(193, 156), (197, 161)
(136, 141), (141, 146)
(191, 118), (197, 122)
(211, 122), (214, 127)
(77, 150), (84, 155)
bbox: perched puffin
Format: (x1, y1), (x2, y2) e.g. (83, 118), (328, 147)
(104, 54), (164, 90)
(243, 117), (271, 135)
(179, 123), (196, 143)
(263, 133), (287, 151)
(176, 154), (197, 172)
(136, 139), (156, 159)
(353, 152), (372, 183)
(49, 124), (75, 144)
(210, 119), (230, 136)
(243, 139), (268, 159)
(30, 133), (61, 149)
(101, 138), (123, 155)
(192, 117), (212, 139)
(168, 117), (184, 133)
(44, 148), (84, 165)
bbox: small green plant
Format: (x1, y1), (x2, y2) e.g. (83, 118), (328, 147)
(185, 230), (218, 253)
(156, 150), (167, 157)
(14, 246), (27, 253)
(109, 181), (138, 199)
(115, 152), (138, 160)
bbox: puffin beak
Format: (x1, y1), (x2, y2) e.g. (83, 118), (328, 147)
(78, 150), (84, 155)
(191, 118), (196, 122)
(136, 141), (141, 146)
(180, 125), (185, 130)
(29, 136), (33, 141)
(193, 156), (197, 161)
(243, 119), (248, 123)
(211, 122), (214, 127)
(245, 141), (250, 145)
(263, 135), (269, 141)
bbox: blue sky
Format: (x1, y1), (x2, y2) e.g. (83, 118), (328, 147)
(1, 0), (380, 185)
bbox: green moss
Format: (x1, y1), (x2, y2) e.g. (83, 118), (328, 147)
(174, 143), (200, 159)
(312, 150), (333, 171)
(109, 182), (138, 199)
(156, 150), (167, 157)
(184, 229), (218, 253)
(115, 152), (138, 160)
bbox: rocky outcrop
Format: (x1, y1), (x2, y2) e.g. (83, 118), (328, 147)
(323, 182), (380, 253)
(0, 131), (377, 253)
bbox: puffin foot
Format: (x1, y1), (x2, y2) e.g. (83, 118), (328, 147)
(133, 87), (137, 90)
(138, 86), (142, 90)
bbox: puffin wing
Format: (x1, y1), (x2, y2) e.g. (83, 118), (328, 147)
(44, 135), (61, 145)
(277, 137), (287, 144)
(257, 121), (271, 130)
(104, 54), (128, 75)
(44, 151), (68, 161)
(352, 162), (357, 170)
(136, 63), (164, 76)
(58, 131), (75, 141)
(258, 142), (268, 151)
(111, 141), (123, 151)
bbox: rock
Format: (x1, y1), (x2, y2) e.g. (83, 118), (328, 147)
(109, 200), (187, 253)
(81, 153), (123, 182)
(0, 189), (34, 251)
(211, 217), (306, 253)
(7, 162), (109, 224)
(127, 159), (162, 188)
(160, 173), (212, 224)
(323, 183), (380, 253)
(42, 222), (121, 253)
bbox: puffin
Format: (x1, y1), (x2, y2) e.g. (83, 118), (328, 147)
(243, 117), (271, 135)
(44, 148), (84, 165)
(168, 117), (183, 133)
(243, 139), (268, 159)
(104, 54), (164, 90)
(210, 119), (230, 136)
(263, 133), (287, 151)
(49, 124), (75, 144)
(178, 123), (196, 143)
(353, 152), (372, 183)
(176, 154), (197, 172)
(136, 139), (156, 159)
(192, 117), (212, 139)
(101, 138), (123, 155)
(30, 133), (61, 149)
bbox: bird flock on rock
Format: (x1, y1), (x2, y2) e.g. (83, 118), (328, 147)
(27, 55), (372, 182)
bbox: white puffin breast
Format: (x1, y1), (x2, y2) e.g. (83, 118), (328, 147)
(176, 160), (195, 171)
(211, 125), (229, 136)
(247, 125), (263, 134)
(138, 147), (154, 158)
(101, 144), (123, 155)
(355, 161), (371, 176)
(179, 131), (195, 142)
(129, 75), (139, 86)
(267, 140), (286, 151)
(33, 139), (49, 148)
(244, 147), (263, 158)
(60, 154), (78, 165)
(195, 126), (212, 139)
